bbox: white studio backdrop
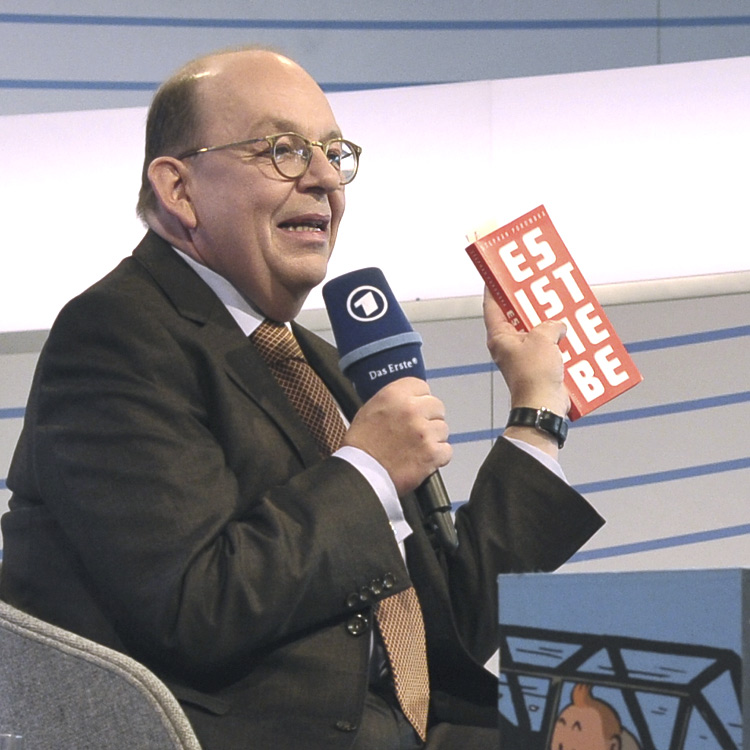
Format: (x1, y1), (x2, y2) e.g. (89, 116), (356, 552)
(1, 55), (748, 333)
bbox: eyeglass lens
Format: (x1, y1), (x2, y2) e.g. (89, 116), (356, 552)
(272, 134), (358, 184)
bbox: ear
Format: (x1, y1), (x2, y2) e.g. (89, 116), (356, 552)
(147, 156), (198, 230)
(609, 736), (622, 750)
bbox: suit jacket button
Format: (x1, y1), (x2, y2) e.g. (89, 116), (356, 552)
(346, 613), (369, 637)
(335, 720), (358, 732)
(383, 572), (396, 589)
(369, 579), (383, 595)
(346, 592), (360, 608)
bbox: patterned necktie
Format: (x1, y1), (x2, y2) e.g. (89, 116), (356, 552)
(250, 319), (430, 740)
(250, 319), (346, 456)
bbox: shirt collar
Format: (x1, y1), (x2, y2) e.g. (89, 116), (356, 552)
(171, 247), (264, 336)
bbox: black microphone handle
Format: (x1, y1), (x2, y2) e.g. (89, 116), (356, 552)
(415, 471), (459, 554)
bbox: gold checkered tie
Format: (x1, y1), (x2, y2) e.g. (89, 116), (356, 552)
(250, 319), (430, 740)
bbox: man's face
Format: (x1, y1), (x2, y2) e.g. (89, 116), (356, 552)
(182, 51), (347, 320)
(550, 705), (615, 750)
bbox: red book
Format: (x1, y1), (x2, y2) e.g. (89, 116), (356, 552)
(465, 205), (642, 420)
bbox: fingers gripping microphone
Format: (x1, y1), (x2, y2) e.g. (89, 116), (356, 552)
(322, 267), (459, 553)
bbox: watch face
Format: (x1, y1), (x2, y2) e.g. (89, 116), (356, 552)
(540, 410), (567, 447)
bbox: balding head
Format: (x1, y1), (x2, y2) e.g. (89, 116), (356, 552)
(137, 47), (318, 222)
(139, 46), (348, 321)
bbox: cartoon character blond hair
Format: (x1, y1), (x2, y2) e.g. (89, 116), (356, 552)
(550, 683), (625, 750)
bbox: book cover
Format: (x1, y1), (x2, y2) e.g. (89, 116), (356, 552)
(466, 205), (642, 420)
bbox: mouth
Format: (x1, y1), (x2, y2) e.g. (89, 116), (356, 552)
(277, 215), (330, 233)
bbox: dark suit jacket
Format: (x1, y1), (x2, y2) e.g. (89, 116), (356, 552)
(1, 231), (603, 749)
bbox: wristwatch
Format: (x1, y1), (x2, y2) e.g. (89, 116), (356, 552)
(506, 407), (568, 448)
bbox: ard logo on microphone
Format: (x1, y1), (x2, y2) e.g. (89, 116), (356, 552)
(346, 285), (388, 322)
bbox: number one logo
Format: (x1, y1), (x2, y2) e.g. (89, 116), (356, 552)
(347, 285), (388, 321)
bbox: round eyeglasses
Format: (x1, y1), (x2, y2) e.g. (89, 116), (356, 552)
(177, 131), (362, 185)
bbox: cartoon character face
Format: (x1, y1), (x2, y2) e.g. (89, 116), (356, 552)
(550, 703), (620, 750)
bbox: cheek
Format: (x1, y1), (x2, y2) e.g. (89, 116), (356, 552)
(330, 193), (346, 242)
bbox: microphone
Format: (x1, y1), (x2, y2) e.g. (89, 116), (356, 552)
(322, 267), (459, 553)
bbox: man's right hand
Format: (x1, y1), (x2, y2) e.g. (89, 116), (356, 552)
(342, 377), (452, 497)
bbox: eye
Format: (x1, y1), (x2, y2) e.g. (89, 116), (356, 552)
(325, 141), (350, 169)
(274, 141), (310, 164)
(273, 143), (294, 158)
(327, 150), (343, 168)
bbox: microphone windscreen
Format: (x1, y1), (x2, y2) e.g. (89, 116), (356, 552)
(322, 267), (426, 401)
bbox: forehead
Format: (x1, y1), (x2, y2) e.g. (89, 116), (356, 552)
(195, 53), (340, 140)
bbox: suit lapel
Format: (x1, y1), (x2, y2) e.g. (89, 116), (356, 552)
(131, 231), (323, 466)
(134, 233), (430, 539)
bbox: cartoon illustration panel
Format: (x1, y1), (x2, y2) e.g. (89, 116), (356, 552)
(497, 569), (748, 749)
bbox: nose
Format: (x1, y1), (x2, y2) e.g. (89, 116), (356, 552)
(298, 145), (342, 192)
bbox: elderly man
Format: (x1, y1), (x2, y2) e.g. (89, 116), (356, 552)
(1, 48), (603, 749)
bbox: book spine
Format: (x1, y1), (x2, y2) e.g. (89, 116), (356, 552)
(465, 244), (529, 333)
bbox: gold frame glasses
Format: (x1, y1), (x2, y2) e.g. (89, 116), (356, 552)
(177, 131), (362, 185)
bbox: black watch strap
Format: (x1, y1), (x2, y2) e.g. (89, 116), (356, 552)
(506, 407), (568, 448)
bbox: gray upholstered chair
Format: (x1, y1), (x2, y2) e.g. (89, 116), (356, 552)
(0, 595), (202, 749)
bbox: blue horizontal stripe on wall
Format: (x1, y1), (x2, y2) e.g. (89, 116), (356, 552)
(443, 390), (750, 441)
(3, 390), (750, 429)
(570, 522), (750, 562)
(427, 324), (750, 381)
(1, 521), (746, 561)
(446, 454), (749, 499)
(2, 322), (749, 426)
(627, 324), (750, 353)
(0, 408), (25, 420)
(1, 13), (749, 30)
(428, 362), (493, 379)
(574, 456), (750, 495)
(0, 78), (424, 94)
(571, 390), (750, 428)
(0, 79), (157, 91)
(3, 414), (749, 505)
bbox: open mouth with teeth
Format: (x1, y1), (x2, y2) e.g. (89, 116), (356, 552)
(278, 219), (328, 233)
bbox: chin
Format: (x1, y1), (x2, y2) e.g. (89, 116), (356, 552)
(299, 254), (331, 286)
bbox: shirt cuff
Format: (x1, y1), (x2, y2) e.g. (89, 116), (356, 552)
(502, 436), (569, 484)
(333, 446), (414, 544)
